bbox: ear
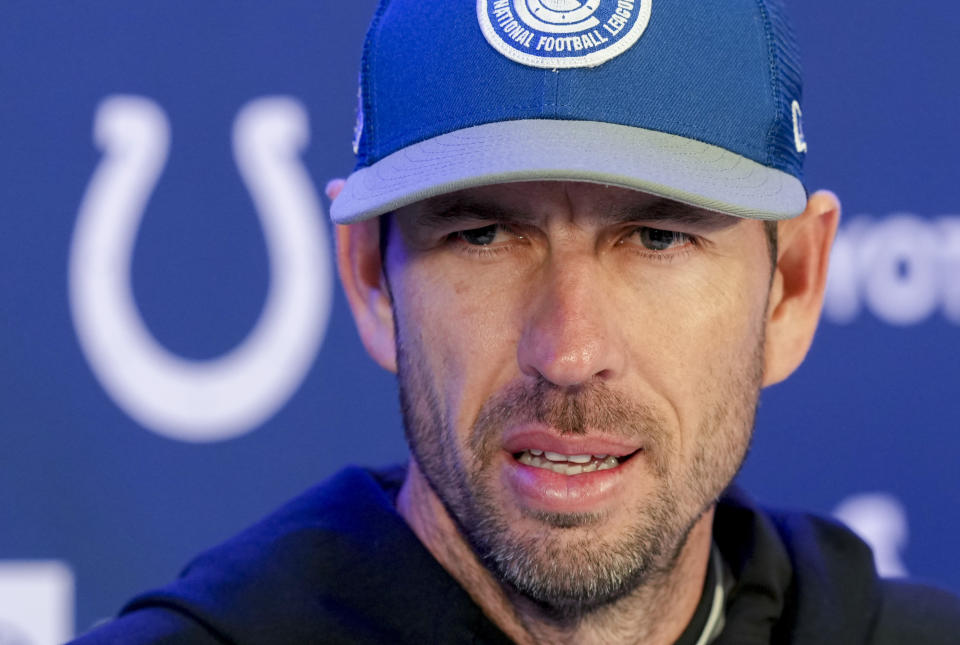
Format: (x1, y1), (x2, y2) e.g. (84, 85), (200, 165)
(763, 190), (841, 386)
(331, 181), (397, 373)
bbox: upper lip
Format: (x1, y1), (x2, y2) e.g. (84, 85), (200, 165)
(501, 426), (643, 458)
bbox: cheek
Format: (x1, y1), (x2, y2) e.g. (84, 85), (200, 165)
(395, 263), (524, 431)
(621, 264), (768, 429)
(669, 274), (766, 354)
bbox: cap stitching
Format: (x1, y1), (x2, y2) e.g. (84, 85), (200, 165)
(365, 114), (767, 168)
(359, 0), (392, 166)
(755, 0), (783, 171)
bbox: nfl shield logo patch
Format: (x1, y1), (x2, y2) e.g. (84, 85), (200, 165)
(478, 0), (652, 68)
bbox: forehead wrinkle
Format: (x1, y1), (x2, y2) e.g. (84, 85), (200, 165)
(410, 191), (737, 232)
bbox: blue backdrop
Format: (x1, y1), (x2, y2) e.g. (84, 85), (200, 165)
(1, 2), (957, 641)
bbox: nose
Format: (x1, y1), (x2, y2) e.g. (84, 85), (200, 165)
(517, 254), (625, 388)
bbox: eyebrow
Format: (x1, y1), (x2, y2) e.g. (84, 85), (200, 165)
(611, 199), (727, 227)
(415, 197), (513, 228)
(415, 194), (732, 230)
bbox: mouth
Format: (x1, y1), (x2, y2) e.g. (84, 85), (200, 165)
(513, 448), (643, 475)
(499, 427), (648, 512)
(502, 444), (645, 514)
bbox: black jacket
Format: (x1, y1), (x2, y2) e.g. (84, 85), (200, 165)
(72, 465), (960, 644)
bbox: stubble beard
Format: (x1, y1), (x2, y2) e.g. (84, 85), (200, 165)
(396, 329), (764, 620)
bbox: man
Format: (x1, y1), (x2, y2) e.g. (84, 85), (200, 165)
(75, 1), (960, 643)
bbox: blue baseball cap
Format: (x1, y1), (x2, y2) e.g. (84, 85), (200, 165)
(330, 0), (808, 224)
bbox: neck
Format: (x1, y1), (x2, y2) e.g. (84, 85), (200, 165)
(396, 458), (715, 645)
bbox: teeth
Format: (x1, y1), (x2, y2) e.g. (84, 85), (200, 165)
(517, 450), (620, 475)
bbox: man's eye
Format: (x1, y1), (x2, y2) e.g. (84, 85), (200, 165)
(455, 224), (501, 246)
(633, 227), (691, 251)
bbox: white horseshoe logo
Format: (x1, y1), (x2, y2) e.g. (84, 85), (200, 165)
(69, 95), (332, 442)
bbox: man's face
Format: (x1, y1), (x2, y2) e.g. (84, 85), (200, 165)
(386, 181), (771, 613)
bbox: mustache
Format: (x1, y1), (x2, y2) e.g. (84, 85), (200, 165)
(469, 378), (669, 464)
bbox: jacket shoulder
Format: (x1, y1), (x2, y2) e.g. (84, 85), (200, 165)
(870, 579), (960, 644)
(70, 607), (223, 644)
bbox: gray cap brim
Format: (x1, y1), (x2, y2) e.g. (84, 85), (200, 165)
(330, 119), (807, 224)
